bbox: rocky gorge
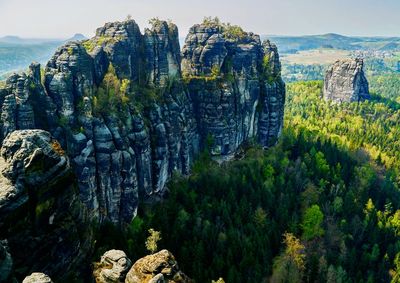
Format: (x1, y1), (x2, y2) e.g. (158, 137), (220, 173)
(0, 18), (285, 281)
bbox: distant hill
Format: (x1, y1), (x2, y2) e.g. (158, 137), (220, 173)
(0, 36), (62, 45)
(264, 33), (400, 53)
(67, 33), (87, 42)
(0, 34), (87, 79)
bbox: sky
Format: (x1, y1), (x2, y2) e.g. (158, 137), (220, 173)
(0, 0), (399, 38)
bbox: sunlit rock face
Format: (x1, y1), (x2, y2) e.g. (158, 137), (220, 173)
(323, 58), (370, 103)
(182, 23), (285, 155)
(0, 19), (285, 224)
(125, 249), (193, 283)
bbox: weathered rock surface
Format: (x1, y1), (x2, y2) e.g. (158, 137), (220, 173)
(0, 19), (284, 225)
(144, 20), (181, 86)
(94, 249), (132, 283)
(0, 130), (93, 281)
(22, 273), (53, 283)
(182, 22), (285, 154)
(125, 249), (192, 283)
(323, 58), (370, 103)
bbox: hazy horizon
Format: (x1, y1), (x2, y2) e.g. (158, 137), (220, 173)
(0, 0), (399, 39)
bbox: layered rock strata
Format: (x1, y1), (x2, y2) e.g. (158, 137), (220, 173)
(323, 58), (370, 103)
(182, 24), (285, 154)
(0, 130), (93, 281)
(0, 19), (285, 225)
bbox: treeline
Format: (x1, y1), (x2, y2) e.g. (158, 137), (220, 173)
(286, 81), (400, 176)
(369, 74), (400, 101)
(282, 64), (325, 82)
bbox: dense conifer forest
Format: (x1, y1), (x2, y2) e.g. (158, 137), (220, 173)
(94, 81), (400, 282)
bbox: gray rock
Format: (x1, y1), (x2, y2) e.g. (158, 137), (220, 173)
(22, 273), (53, 283)
(93, 249), (132, 283)
(91, 20), (142, 81)
(0, 17), (286, 282)
(0, 130), (93, 281)
(182, 22), (285, 153)
(0, 130), (68, 186)
(144, 20), (181, 86)
(0, 130), (69, 214)
(0, 19), (284, 225)
(125, 249), (192, 283)
(323, 58), (370, 103)
(258, 40), (286, 146)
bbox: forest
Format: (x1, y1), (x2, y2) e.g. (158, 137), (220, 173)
(94, 81), (400, 282)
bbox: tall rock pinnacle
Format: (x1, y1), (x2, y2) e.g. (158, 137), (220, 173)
(323, 58), (370, 103)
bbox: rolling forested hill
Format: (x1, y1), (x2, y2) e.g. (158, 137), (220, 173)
(0, 34), (86, 79)
(266, 33), (400, 53)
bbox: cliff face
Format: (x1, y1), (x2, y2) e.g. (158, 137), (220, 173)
(0, 19), (285, 225)
(323, 58), (370, 103)
(182, 24), (285, 154)
(0, 130), (93, 281)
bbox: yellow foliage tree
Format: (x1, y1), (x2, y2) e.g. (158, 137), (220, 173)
(145, 228), (161, 254)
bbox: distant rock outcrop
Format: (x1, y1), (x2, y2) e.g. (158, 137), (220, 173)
(323, 58), (370, 103)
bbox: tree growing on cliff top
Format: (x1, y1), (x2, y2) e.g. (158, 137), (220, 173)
(149, 17), (163, 28)
(202, 16), (221, 27)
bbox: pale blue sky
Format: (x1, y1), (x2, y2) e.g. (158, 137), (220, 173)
(0, 0), (399, 38)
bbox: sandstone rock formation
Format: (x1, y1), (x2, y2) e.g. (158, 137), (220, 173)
(125, 249), (192, 283)
(93, 249), (191, 283)
(0, 130), (93, 281)
(94, 250), (132, 283)
(182, 23), (285, 154)
(0, 19), (285, 226)
(22, 273), (53, 283)
(323, 58), (370, 103)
